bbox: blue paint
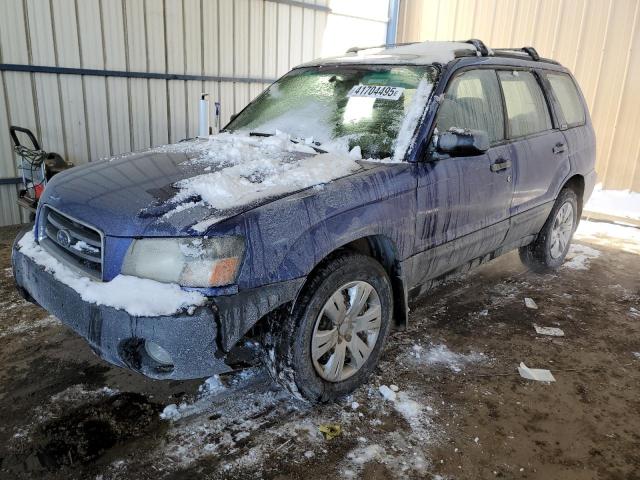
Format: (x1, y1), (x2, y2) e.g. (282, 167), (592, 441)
(14, 51), (597, 378)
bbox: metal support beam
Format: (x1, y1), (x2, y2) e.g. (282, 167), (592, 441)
(0, 64), (276, 84)
(265, 0), (331, 11)
(0, 177), (21, 185)
(386, 0), (400, 45)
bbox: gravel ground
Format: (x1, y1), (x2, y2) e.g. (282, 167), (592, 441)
(0, 220), (638, 480)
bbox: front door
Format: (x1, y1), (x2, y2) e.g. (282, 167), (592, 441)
(411, 68), (514, 286)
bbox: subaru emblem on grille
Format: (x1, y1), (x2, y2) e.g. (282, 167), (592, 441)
(56, 229), (72, 248)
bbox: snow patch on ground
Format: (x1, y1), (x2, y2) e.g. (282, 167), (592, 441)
(0, 315), (59, 338)
(160, 370), (254, 421)
(339, 384), (435, 479)
(563, 243), (601, 270)
(575, 219), (640, 255)
(17, 231), (205, 317)
(585, 185), (640, 221)
(409, 343), (486, 373)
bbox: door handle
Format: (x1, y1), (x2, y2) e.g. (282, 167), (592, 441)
(553, 143), (567, 154)
(490, 159), (512, 172)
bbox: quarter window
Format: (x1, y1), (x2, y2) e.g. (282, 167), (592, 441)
(546, 73), (585, 127)
(435, 69), (504, 144)
(497, 71), (552, 138)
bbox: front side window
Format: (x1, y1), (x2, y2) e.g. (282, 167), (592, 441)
(435, 69), (504, 144)
(546, 72), (586, 127)
(226, 65), (438, 159)
(498, 70), (552, 138)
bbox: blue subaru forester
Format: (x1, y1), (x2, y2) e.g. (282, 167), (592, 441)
(12, 40), (596, 402)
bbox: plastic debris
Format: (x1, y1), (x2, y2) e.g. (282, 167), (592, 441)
(389, 384), (400, 392)
(318, 424), (342, 440)
(534, 325), (565, 337)
(517, 362), (556, 382)
(524, 298), (538, 309)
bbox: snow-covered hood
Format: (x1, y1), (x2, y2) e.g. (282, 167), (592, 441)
(40, 133), (363, 237)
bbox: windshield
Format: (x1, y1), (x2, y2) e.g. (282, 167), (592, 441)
(225, 65), (438, 159)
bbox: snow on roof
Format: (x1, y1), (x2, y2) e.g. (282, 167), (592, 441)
(302, 41), (478, 67)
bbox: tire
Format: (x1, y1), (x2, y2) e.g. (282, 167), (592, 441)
(265, 252), (393, 402)
(519, 188), (578, 273)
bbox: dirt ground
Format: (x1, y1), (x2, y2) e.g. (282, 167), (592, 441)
(0, 220), (638, 480)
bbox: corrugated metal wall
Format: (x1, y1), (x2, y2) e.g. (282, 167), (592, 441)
(397, 0), (640, 194)
(0, 0), (389, 226)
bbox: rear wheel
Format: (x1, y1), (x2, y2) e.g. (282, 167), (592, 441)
(265, 252), (393, 402)
(519, 188), (578, 273)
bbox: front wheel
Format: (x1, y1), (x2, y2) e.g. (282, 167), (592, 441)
(265, 252), (393, 402)
(519, 188), (578, 273)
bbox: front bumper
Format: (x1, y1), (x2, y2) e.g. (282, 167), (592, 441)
(12, 242), (231, 379)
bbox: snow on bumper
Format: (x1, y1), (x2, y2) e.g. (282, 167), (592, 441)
(12, 237), (231, 380)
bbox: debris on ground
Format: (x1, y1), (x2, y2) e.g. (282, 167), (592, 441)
(517, 362), (556, 382)
(318, 424), (342, 440)
(379, 384), (397, 401)
(524, 297), (538, 309)
(534, 325), (565, 337)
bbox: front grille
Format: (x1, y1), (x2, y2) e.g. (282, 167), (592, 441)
(39, 206), (103, 280)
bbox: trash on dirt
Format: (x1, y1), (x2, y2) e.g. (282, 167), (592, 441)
(517, 362), (556, 382)
(524, 297), (538, 309)
(629, 307), (639, 317)
(318, 423), (342, 440)
(633, 352), (640, 359)
(534, 325), (565, 337)
(389, 384), (400, 392)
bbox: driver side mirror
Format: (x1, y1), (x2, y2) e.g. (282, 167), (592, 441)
(436, 129), (489, 157)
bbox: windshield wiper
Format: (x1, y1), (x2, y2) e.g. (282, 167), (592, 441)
(249, 131), (327, 154)
(295, 141), (327, 154)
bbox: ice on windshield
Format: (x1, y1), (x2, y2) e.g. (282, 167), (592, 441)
(226, 65), (438, 160)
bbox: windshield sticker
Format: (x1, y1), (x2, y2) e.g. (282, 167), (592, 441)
(347, 85), (404, 100)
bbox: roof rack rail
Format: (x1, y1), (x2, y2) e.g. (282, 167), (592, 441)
(345, 42), (419, 54)
(465, 39), (490, 56)
(493, 47), (542, 61)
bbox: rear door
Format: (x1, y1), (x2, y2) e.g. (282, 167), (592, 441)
(543, 71), (595, 180)
(411, 68), (513, 286)
(496, 69), (570, 243)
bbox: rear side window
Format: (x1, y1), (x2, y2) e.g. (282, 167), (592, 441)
(546, 73), (586, 127)
(497, 71), (552, 138)
(435, 69), (504, 144)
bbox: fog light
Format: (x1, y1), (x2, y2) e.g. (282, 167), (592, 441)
(144, 341), (173, 365)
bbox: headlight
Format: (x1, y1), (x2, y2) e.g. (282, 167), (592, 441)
(121, 237), (244, 287)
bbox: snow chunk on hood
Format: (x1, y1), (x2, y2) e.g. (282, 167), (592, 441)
(174, 150), (361, 211)
(17, 231), (205, 317)
(156, 132), (362, 221)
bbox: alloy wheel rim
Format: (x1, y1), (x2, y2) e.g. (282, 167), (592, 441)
(311, 281), (382, 382)
(550, 202), (574, 259)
